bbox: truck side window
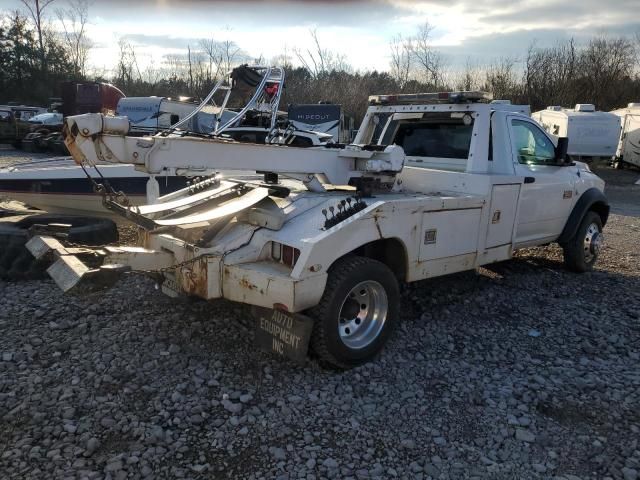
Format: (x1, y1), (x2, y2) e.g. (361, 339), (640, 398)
(512, 119), (555, 165)
(392, 120), (473, 159)
(0, 111), (10, 122)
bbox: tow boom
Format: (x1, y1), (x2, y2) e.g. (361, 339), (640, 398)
(63, 113), (405, 192)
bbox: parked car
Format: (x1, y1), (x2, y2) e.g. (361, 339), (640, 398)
(27, 112), (64, 128)
(0, 108), (32, 147)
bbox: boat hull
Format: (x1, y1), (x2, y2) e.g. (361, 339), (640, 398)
(0, 160), (187, 217)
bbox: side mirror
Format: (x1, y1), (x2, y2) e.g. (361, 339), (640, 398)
(555, 137), (570, 164)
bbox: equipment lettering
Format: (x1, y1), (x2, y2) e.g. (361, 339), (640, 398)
(259, 317), (302, 351)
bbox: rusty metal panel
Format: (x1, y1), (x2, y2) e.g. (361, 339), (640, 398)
(222, 262), (326, 312)
(177, 255), (221, 299)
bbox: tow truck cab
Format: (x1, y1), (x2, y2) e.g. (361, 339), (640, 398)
(358, 92), (607, 249)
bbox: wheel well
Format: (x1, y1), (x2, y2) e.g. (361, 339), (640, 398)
(590, 201), (609, 227)
(346, 238), (407, 281)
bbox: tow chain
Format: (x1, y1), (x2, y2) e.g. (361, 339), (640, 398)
(75, 160), (202, 276)
(79, 161), (132, 208)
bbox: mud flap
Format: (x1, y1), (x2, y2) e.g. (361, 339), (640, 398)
(252, 306), (314, 363)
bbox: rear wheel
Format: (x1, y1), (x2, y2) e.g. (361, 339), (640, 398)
(562, 211), (603, 272)
(309, 256), (400, 369)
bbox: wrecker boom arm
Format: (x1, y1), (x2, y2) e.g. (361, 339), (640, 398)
(63, 113), (405, 191)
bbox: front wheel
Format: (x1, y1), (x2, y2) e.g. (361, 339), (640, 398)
(309, 256), (400, 369)
(562, 211), (604, 272)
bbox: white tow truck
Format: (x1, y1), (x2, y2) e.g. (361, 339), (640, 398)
(27, 88), (609, 369)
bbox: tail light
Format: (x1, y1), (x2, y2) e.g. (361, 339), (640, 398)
(271, 242), (300, 268)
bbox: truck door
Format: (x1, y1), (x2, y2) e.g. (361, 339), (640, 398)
(509, 117), (576, 245)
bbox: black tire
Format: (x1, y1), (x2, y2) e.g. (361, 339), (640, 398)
(308, 256), (400, 369)
(562, 211), (603, 273)
(14, 214), (118, 245)
(0, 228), (46, 281)
(0, 214), (119, 281)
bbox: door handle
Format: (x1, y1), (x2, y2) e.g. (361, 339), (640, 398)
(524, 177), (535, 184)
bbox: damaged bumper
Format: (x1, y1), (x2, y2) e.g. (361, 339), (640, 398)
(26, 235), (326, 313)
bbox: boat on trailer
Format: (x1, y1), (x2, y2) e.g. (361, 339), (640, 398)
(0, 158), (188, 217)
(0, 66), (331, 217)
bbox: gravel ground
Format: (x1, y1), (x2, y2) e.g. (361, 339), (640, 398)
(0, 154), (639, 479)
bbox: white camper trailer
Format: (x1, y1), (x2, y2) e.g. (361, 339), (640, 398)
(611, 103), (640, 169)
(115, 97), (220, 134)
(531, 104), (620, 160)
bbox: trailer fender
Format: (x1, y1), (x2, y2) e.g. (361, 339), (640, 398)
(557, 188), (609, 245)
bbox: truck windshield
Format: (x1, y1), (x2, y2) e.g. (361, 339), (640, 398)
(380, 113), (474, 159)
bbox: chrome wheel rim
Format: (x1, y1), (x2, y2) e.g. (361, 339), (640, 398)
(583, 222), (602, 263)
(338, 280), (388, 350)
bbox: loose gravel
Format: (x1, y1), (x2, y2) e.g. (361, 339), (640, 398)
(0, 165), (639, 479)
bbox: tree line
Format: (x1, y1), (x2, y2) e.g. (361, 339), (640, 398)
(1, 2), (639, 124)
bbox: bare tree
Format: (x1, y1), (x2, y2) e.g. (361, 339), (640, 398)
(187, 44), (194, 94)
(272, 44), (294, 69)
(116, 38), (141, 88)
(411, 22), (445, 87)
(219, 38), (241, 74)
(450, 58), (483, 91)
(483, 57), (519, 100)
(294, 29), (348, 78)
(199, 37), (223, 81)
(56, 0), (91, 77)
(19, 0), (56, 71)
(524, 39), (577, 108)
(579, 36), (636, 109)
(389, 34), (412, 89)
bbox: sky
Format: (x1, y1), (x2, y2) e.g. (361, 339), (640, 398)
(1, 0), (639, 75)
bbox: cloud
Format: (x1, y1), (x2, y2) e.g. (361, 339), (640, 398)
(478, 0), (639, 30)
(121, 33), (200, 50)
(2, 0), (638, 73)
(437, 23), (640, 72)
(86, 0), (404, 29)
